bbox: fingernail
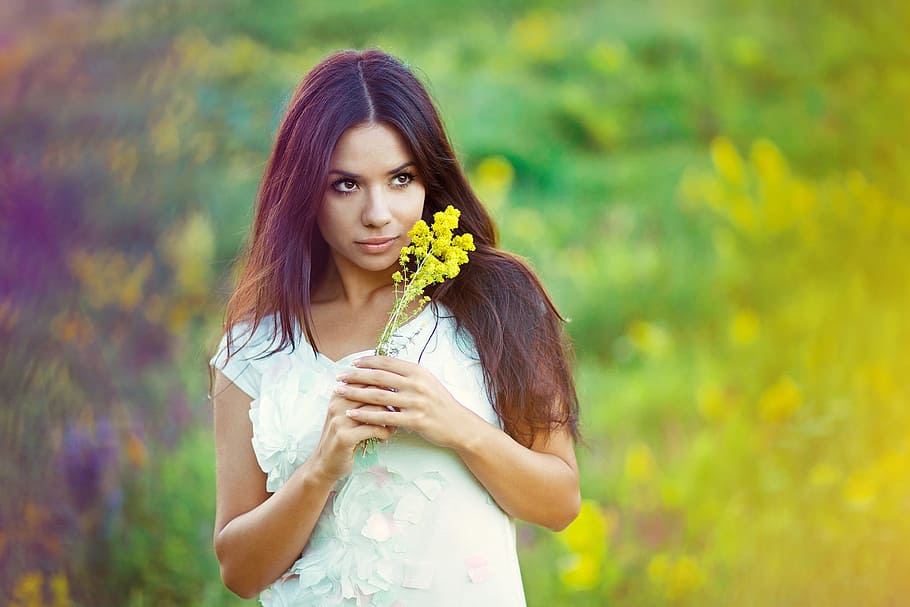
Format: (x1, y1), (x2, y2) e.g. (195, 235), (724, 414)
(352, 358), (365, 367)
(345, 409), (358, 418)
(335, 385), (346, 395)
(336, 374), (348, 382)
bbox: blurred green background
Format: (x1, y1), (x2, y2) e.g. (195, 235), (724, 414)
(3, 0), (909, 605)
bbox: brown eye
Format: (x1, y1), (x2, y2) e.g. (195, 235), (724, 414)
(333, 179), (357, 194)
(392, 173), (414, 187)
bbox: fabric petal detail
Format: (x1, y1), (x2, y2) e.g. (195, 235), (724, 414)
(393, 493), (426, 525)
(413, 471), (445, 501)
(401, 560), (434, 590)
(362, 512), (397, 542)
(465, 553), (493, 584)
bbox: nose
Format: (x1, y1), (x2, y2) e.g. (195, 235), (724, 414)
(361, 185), (392, 228)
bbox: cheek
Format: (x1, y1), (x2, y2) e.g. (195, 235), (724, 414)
(407, 185), (427, 219)
(316, 203), (342, 242)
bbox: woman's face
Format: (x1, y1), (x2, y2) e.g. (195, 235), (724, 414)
(318, 122), (426, 278)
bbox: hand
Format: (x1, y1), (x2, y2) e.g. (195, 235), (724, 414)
(309, 390), (394, 482)
(334, 355), (482, 450)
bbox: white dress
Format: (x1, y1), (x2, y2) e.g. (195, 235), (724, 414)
(210, 303), (527, 607)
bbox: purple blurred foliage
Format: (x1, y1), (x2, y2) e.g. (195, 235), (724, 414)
(59, 416), (119, 513)
(126, 317), (173, 369)
(0, 151), (83, 304)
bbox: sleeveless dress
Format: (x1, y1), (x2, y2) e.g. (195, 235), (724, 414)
(210, 303), (527, 607)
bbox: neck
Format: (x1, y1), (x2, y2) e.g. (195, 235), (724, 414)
(314, 256), (395, 309)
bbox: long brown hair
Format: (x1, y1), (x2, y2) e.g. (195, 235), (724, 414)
(216, 49), (578, 445)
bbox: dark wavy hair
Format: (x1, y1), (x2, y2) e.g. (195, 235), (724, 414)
(216, 49), (578, 445)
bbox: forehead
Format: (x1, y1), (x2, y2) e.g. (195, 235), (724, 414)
(329, 122), (414, 172)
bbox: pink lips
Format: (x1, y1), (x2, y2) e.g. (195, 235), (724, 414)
(355, 236), (398, 254)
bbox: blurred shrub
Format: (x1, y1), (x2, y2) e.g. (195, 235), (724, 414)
(102, 430), (250, 607)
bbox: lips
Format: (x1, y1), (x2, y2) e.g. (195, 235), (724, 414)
(355, 236), (398, 253)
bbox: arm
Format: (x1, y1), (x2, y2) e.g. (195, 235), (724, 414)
(212, 369), (392, 598)
(338, 357), (581, 531)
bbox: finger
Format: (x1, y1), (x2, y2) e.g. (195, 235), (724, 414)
(351, 355), (416, 375)
(346, 407), (409, 428)
(335, 384), (401, 408)
(336, 368), (405, 391)
(345, 422), (393, 445)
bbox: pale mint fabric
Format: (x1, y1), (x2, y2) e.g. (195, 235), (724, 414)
(210, 304), (526, 607)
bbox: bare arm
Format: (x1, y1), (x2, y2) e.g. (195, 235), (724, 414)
(212, 369), (392, 598)
(339, 357), (581, 531)
(453, 418), (579, 531)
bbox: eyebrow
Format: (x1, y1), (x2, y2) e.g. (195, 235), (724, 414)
(328, 162), (416, 179)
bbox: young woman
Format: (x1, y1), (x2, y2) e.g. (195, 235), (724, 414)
(209, 49), (580, 607)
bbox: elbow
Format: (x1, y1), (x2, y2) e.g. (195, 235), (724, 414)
(220, 567), (262, 600)
(218, 557), (266, 599)
(214, 534), (266, 600)
(545, 487), (581, 532)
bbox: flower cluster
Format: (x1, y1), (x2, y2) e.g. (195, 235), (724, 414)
(377, 205), (475, 356)
(360, 206), (474, 456)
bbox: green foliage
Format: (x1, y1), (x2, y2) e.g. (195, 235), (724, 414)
(3, 0), (910, 604)
(104, 431), (251, 607)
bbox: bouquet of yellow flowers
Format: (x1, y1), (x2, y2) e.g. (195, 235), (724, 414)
(360, 205), (475, 454)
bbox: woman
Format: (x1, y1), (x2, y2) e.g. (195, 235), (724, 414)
(210, 49), (580, 607)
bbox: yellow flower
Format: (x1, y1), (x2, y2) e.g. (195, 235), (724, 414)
(711, 136), (746, 188)
(587, 40), (628, 74)
(809, 463), (841, 488)
(729, 308), (760, 345)
(751, 139), (787, 186)
(50, 573), (71, 607)
(625, 442), (656, 482)
(648, 553), (706, 601)
(472, 156), (514, 212)
(697, 382), (730, 421)
(758, 376), (802, 422)
(558, 500), (610, 553)
(12, 571), (43, 607)
(556, 500), (611, 591)
(511, 10), (564, 60)
(558, 552), (601, 591)
(626, 320), (672, 358)
(362, 205), (475, 454)
(842, 470), (876, 510)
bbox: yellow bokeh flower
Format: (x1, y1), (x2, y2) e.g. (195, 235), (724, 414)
(648, 553), (706, 601)
(50, 573), (71, 607)
(711, 136), (746, 188)
(842, 469), (877, 511)
(558, 552), (601, 591)
(159, 212), (215, 298)
(729, 308), (760, 345)
(558, 499), (610, 554)
(809, 463), (841, 488)
(697, 382), (730, 421)
(556, 500), (612, 591)
(12, 571), (43, 607)
(627, 320), (672, 358)
(757, 376), (802, 422)
(587, 40), (628, 74)
(511, 10), (563, 60)
(68, 249), (155, 311)
(472, 156), (514, 212)
(625, 442), (656, 482)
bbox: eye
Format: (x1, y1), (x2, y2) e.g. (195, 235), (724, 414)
(391, 172), (415, 188)
(332, 179), (358, 194)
